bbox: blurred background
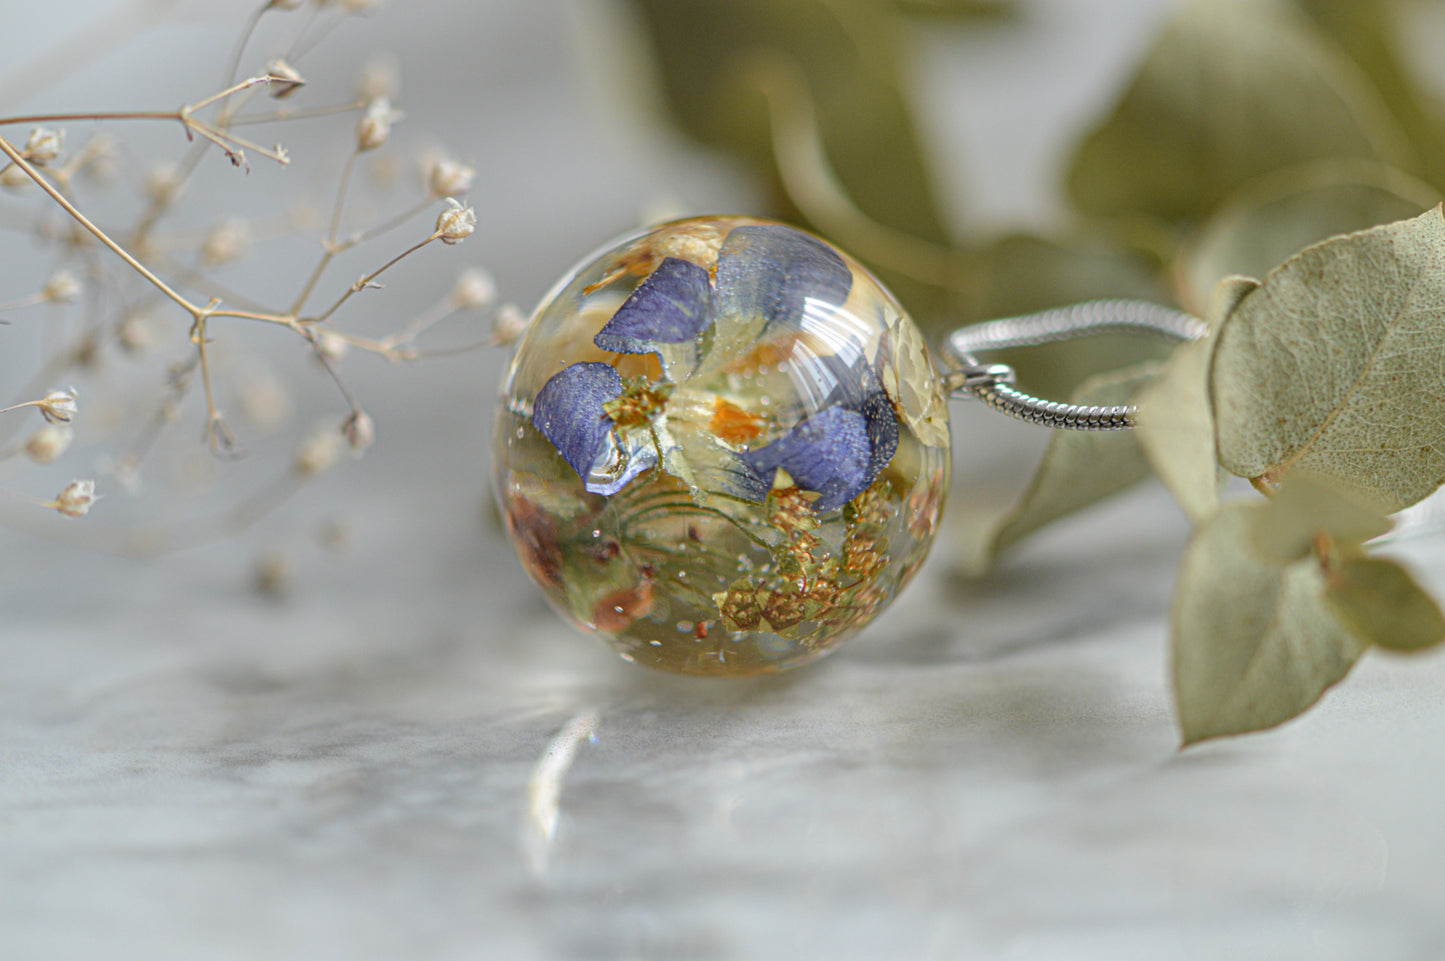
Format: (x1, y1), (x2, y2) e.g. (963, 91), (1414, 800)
(4, 1), (1445, 959)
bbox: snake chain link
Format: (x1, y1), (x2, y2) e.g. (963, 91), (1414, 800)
(940, 299), (1208, 430)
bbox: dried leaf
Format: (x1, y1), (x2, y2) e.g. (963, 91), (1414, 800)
(1173, 502), (1366, 745)
(1292, 0), (1445, 190)
(966, 362), (1160, 570)
(1066, 0), (1412, 223)
(1325, 557), (1445, 652)
(1135, 339), (1218, 525)
(1177, 159), (1436, 315)
(1211, 205), (1445, 512)
(624, 0), (953, 316)
(1135, 277), (1256, 523)
(1249, 474), (1392, 563)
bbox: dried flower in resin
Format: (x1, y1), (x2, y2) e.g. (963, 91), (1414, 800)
(494, 217), (949, 676)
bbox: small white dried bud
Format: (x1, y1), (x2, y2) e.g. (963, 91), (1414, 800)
(435, 198), (475, 245)
(315, 329), (350, 364)
(357, 54), (400, 100)
(341, 410), (375, 456)
(426, 156), (475, 198)
(37, 387), (79, 424)
(25, 424), (73, 464)
(356, 97), (403, 151)
(491, 302), (529, 346)
(54, 479), (97, 518)
(451, 268), (496, 310)
(293, 425), (345, 477)
(145, 162), (182, 205)
(24, 127), (63, 165)
(42, 270), (82, 304)
(0, 164), (32, 190)
(201, 219), (251, 267)
(117, 312), (157, 354)
(265, 58), (306, 99)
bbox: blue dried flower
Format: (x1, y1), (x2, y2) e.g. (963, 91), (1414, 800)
(532, 362), (655, 495)
(594, 257), (713, 355)
(532, 224), (900, 509)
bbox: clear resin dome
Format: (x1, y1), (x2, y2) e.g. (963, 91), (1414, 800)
(493, 217), (950, 675)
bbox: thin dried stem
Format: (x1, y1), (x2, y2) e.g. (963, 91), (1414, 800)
(229, 98), (367, 127)
(310, 233), (438, 324)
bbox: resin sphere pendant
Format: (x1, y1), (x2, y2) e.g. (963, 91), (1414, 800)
(493, 216), (951, 675)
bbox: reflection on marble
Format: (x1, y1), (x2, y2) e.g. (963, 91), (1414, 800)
(6, 475), (1445, 961)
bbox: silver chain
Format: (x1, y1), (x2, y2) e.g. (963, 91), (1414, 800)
(939, 299), (1208, 430)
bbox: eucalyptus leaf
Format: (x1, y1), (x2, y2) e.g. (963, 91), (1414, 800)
(1325, 557), (1445, 653)
(1211, 205), (1445, 512)
(1249, 474), (1392, 563)
(884, 0), (1014, 19)
(1292, 0), (1445, 191)
(1135, 277), (1256, 524)
(1178, 159), (1436, 315)
(625, 0), (954, 317)
(962, 363), (1160, 571)
(1134, 338), (1219, 525)
(1173, 502), (1367, 745)
(1066, 0), (1412, 223)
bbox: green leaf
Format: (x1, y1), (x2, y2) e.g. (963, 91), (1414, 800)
(1173, 501), (1367, 745)
(624, 0), (954, 317)
(1325, 557), (1445, 652)
(1135, 277), (1257, 524)
(1292, 0), (1445, 191)
(1066, 0), (1412, 223)
(1177, 159), (1436, 315)
(1135, 338), (1219, 525)
(883, 0), (1015, 19)
(959, 363), (1160, 572)
(1249, 474), (1392, 563)
(1210, 205), (1445, 512)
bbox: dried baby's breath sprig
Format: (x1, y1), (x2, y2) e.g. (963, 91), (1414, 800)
(0, 388), (80, 425)
(52, 479), (98, 518)
(356, 97), (402, 151)
(264, 59), (306, 99)
(490, 303), (528, 347)
(293, 424), (346, 477)
(23, 127), (63, 165)
(426, 155), (475, 198)
(42, 270), (81, 304)
(451, 267), (496, 310)
(341, 409), (374, 456)
(435, 198), (475, 245)
(0, 6), (500, 552)
(24, 424), (73, 464)
(38, 387), (79, 424)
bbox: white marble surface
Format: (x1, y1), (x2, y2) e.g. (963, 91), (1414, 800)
(4, 2), (1445, 960)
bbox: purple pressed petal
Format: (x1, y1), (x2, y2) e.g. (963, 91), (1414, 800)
(532, 361), (622, 481)
(594, 257), (714, 354)
(715, 225), (852, 332)
(740, 406), (871, 513)
(858, 391), (899, 487)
